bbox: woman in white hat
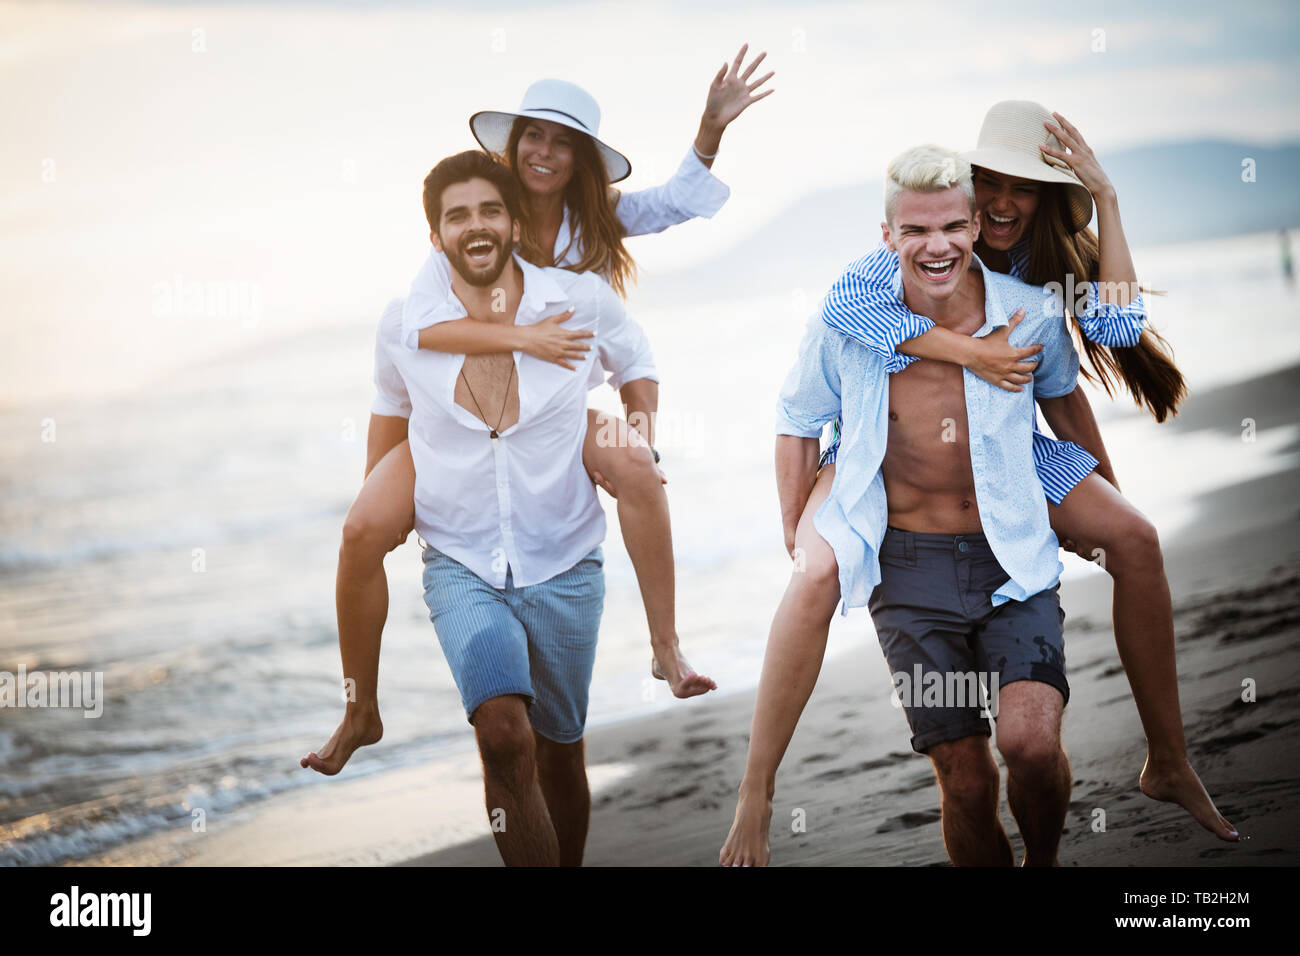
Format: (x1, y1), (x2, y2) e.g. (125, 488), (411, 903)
(720, 101), (1234, 867)
(303, 48), (772, 777)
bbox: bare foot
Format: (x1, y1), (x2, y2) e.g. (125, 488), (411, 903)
(719, 786), (772, 867)
(1139, 755), (1238, 841)
(651, 644), (717, 698)
(300, 706), (383, 776)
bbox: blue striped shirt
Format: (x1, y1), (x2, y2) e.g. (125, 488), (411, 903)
(776, 256), (1080, 616)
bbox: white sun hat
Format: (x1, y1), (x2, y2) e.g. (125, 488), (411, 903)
(469, 79), (632, 184)
(962, 100), (1094, 232)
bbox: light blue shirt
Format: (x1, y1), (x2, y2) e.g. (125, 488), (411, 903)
(775, 255), (1080, 617)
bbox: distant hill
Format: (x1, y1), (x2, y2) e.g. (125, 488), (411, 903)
(647, 140), (1300, 305)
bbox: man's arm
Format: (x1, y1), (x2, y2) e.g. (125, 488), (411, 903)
(1037, 386), (1119, 490)
(775, 435), (821, 556)
(618, 377), (658, 447)
(589, 277), (661, 409)
(774, 314), (843, 550)
(369, 299), (414, 479)
(364, 414), (410, 480)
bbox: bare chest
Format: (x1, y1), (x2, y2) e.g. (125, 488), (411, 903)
(454, 353), (520, 433)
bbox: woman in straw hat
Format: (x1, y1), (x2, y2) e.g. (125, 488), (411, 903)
(303, 48), (773, 777)
(720, 100), (1234, 867)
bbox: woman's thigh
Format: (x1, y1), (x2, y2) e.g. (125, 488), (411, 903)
(345, 440), (416, 550)
(581, 407), (655, 487)
(793, 464), (838, 577)
(1047, 471), (1149, 559)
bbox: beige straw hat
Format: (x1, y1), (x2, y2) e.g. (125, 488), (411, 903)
(962, 100), (1093, 232)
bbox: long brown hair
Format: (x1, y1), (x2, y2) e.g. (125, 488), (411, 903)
(499, 118), (638, 298)
(982, 181), (1186, 423)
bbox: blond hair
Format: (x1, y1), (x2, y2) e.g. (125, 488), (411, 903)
(883, 144), (975, 225)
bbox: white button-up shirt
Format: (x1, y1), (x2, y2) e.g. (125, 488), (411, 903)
(372, 255), (658, 588)
(400, 143), (731, 370)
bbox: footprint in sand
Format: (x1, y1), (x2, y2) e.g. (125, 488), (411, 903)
(875, 810), (942, 832)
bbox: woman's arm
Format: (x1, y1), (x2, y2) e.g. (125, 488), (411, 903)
(612, 45), (773, 238)
(416, 310), (593, 369)
(691, 44), (774, 170)
(1037, 385), (1120, 490)
(821, 247), (1042, 390)
(1041, 113), (1145, 346)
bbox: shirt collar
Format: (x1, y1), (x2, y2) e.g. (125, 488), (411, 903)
(427, 252), (572, 325)
(888, 251), (1009, 338)
(514, 254), (573, 321)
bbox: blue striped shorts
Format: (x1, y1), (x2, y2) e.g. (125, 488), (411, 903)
(421, 544), (605, 744)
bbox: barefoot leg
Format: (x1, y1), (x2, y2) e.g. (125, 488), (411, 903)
(720, 465), (841, 866)
(1050, 472), (1237, 840)
(583, 409), (716, 699)
(534, 733), (590, 866)
(996, 682), (1070, 866)
(474, 697), (560, 866)
(301, 440), (414, 775)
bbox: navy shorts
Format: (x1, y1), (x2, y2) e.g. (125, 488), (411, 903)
(868, 527), (1068, 754)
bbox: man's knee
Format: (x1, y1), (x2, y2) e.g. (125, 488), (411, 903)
(995, 685), (1065, 777)
(930, 737), (1000, 812)
(535, 734), (586, 780)
(473, 696), (536, 778)
(996, 727), (1064, 778)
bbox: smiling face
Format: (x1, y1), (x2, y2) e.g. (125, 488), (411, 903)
(973, 167), (1040, 250)
(882, 185), (980, 302)
(513, 118), (576, 199)
(430, 177), (520, 288)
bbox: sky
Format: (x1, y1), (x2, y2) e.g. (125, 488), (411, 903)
(1, 0), (1298, 403)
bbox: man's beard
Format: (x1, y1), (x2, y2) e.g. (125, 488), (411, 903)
(445, 231), (512, 288)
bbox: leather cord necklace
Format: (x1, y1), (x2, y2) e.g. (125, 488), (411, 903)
(459, 362), (515, 442)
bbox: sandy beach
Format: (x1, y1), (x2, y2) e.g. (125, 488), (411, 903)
(62, 365), (1300, 869)
(401, 366), (1300, 867)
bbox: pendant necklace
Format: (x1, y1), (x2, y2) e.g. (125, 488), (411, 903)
(460, 362), (515, 445)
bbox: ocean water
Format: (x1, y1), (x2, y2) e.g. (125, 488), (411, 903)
(2, 231), (1298, 865)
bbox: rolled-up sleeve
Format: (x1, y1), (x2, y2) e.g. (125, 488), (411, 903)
(612, 145), (731, 237)
(371, 299), (413, 419)
(399, 250), (464, 350)
(820, 246), (933, 373)
(1073, 284), (1146, 347)
(776, 314), (843, 438)
(589, 277), (659, 390)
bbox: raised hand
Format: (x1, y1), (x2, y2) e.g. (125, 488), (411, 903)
(1040, 112), (1115, 200)
(695, 43), (774, 163)
(703, 43), (775, 130)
